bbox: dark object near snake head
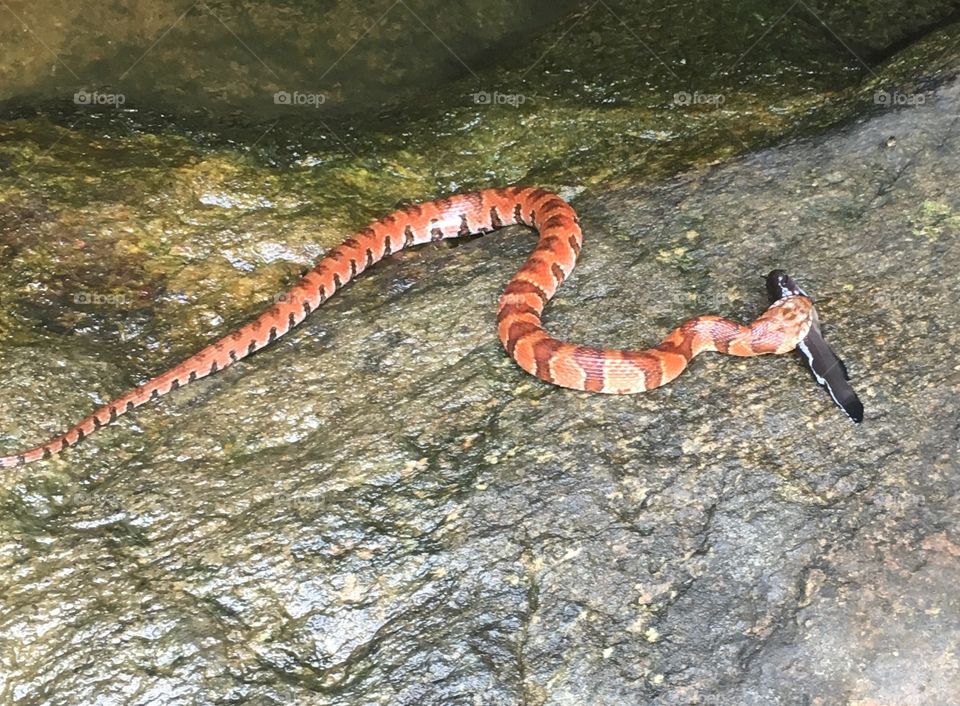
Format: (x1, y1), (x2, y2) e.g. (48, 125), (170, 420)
(766, 270), (864, 424)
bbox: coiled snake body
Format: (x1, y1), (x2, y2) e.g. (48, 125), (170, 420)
(2, 186), (857, 468)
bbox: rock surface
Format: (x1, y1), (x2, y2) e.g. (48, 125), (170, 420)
(1, 5), (959, 706)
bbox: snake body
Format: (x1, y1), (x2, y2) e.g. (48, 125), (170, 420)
(0, 186), (816, 468)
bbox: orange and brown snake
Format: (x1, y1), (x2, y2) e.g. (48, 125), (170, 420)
(0, 186), (862, 468)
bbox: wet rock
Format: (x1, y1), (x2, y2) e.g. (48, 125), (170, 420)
(1, 8), (959, 706)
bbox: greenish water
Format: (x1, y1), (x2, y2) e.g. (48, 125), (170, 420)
(5, 0), (957, 195)
(1, 0), (583, 117)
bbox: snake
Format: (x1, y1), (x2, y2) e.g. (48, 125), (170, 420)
(1, 185), (860, 469)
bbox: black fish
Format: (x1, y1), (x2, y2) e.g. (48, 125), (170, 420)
(766, 270), (864, 423)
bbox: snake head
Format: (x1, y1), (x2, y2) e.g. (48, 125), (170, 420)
(765, 270), (863, 423)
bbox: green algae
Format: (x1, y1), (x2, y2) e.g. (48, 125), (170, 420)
(911, 200), (960, 240)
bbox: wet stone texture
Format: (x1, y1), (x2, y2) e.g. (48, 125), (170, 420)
(1, 11), (960, 706)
